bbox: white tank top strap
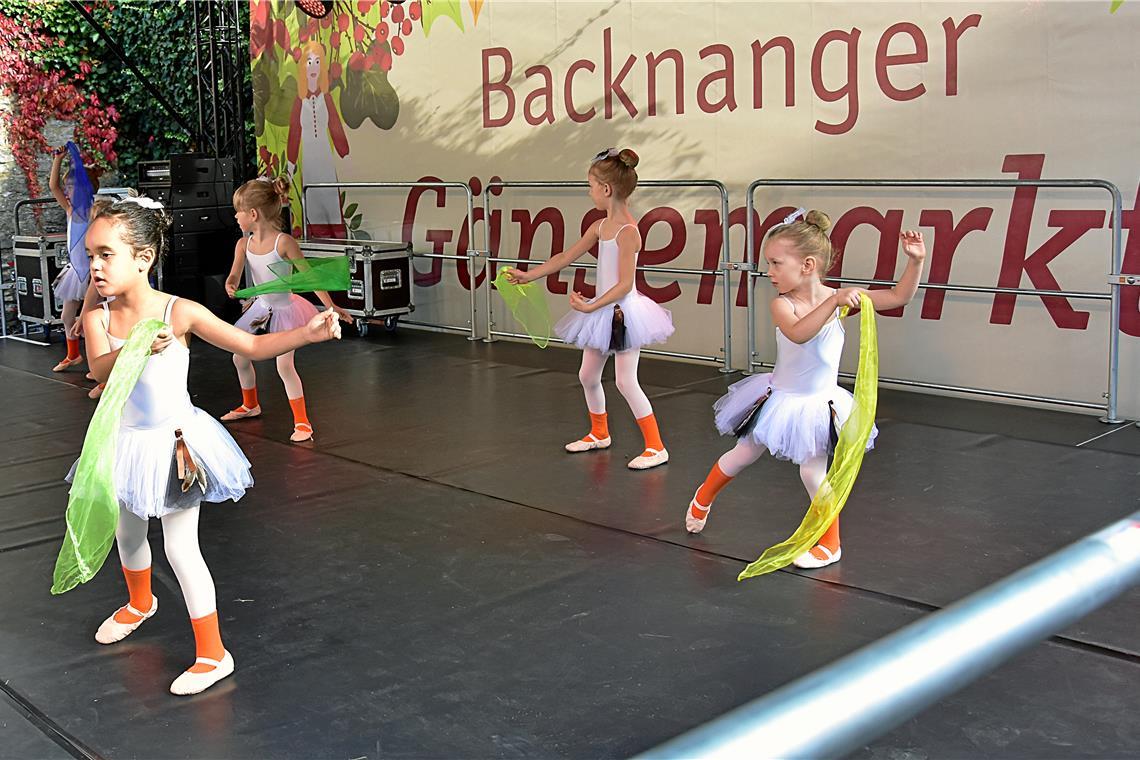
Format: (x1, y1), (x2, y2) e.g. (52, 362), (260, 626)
(614, 223), (637, 237)
(272, 232), (284, 253)
(100, 300), (112, 334)
(779, 293), (797, 316)
(163, 296), (179, 323)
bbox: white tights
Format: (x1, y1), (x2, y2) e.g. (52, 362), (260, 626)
(233, 350), (303, 399)
(115, 506), (216, 620)
(578, 348), (653, 419)
(61, 298), (81, 336)
(716, 439), (829, 500)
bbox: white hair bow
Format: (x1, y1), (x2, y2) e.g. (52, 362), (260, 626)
(117, 195), (165, 211)
(782, 207), (806, 225)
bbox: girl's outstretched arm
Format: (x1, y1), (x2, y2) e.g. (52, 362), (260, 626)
(862, 230), (927, 312)
(178, 298), (340, 359)
(507, 222), (602, 283)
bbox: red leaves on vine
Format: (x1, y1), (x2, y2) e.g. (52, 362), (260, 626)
(0, 10), (118, 198)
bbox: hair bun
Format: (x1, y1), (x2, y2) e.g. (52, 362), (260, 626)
(617, 148), (639, 169)
(804, 209), (832, 234)
(271, 176), (291, 204)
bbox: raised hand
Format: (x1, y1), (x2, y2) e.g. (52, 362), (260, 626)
(900, 230), (926, 262)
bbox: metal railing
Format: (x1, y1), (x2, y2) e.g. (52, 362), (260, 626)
(302, 181), (481, 340)
(482, 180), (736, 372)
(745, 179), (1126, 422)
(638, 509), (1140, 759)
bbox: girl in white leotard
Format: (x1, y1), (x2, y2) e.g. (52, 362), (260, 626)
(76, 193), (341, 695)
(507, 148), (674, 471)
(221, 176), (351, 442)
(686, 210), (926, 570)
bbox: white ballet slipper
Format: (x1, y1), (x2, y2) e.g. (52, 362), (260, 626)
(290, 422), (314, 443)
(628, 447), (669, 470)
(685, 492), (710, 534)
(792, 545), (842, 569)
(170, 650), (235, 696)
(565, 433), (611, 453)
(95, 595), (158, 644)
(53, 356), (84, 372)
(220, 404), (261, 421)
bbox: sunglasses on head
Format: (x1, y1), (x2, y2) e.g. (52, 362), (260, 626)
(591, 147), (619, 163)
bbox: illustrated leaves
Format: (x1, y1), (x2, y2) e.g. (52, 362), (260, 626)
(340, 63), (399, 130)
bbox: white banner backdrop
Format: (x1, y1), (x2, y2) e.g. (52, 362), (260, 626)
(255, 1), (1140, 417)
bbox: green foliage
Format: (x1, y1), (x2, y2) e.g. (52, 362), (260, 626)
(0, 0), (255, 184)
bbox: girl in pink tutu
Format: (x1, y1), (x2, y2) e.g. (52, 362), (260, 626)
(685, 209), (926, 568)
(508, 148), (674, 470)
(221, 177), (350, 442)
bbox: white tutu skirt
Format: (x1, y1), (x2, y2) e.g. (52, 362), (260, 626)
(713, 373), (878, 465)
(52, 265), (88, 303)
(66, 407), (253, 520)
(554, 293), (674, 354)
(235, 294), (318, 334)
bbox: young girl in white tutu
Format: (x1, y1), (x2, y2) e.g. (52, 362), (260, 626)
(685, 210), (926, 568)
(508, 148), (675, 470)
(221, 177), (350, 442)
(76, 194), (341, 694)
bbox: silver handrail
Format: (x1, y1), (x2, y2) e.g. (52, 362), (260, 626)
(638, 510), (1140, 760)
(482, 179), (735, 372)
(13, 197), (59, 237)
(301, 181), (481, 340)
(745, 178), (1125, 422)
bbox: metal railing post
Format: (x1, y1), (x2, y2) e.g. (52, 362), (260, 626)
(640, 511), (1140, 760)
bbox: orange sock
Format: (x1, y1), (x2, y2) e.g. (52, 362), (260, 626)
(288, 396), (310, 428)
(635, 413), (665, 454)
(693, 464), (733, 518)
(188, 611), (226, 673)
(817, 517), (841, 552)
(584, 411), (609, 440)
(113, 566), (152, 623)
(241, 387), (259, 409)
(65, 338), (81, 361)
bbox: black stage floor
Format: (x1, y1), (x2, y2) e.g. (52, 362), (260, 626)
(1, 328), (1137, 759)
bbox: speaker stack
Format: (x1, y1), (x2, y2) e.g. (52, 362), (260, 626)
(138, 155), (240, 318)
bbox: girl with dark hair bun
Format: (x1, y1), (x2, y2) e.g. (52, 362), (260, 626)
(506, 147), (675, 471)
